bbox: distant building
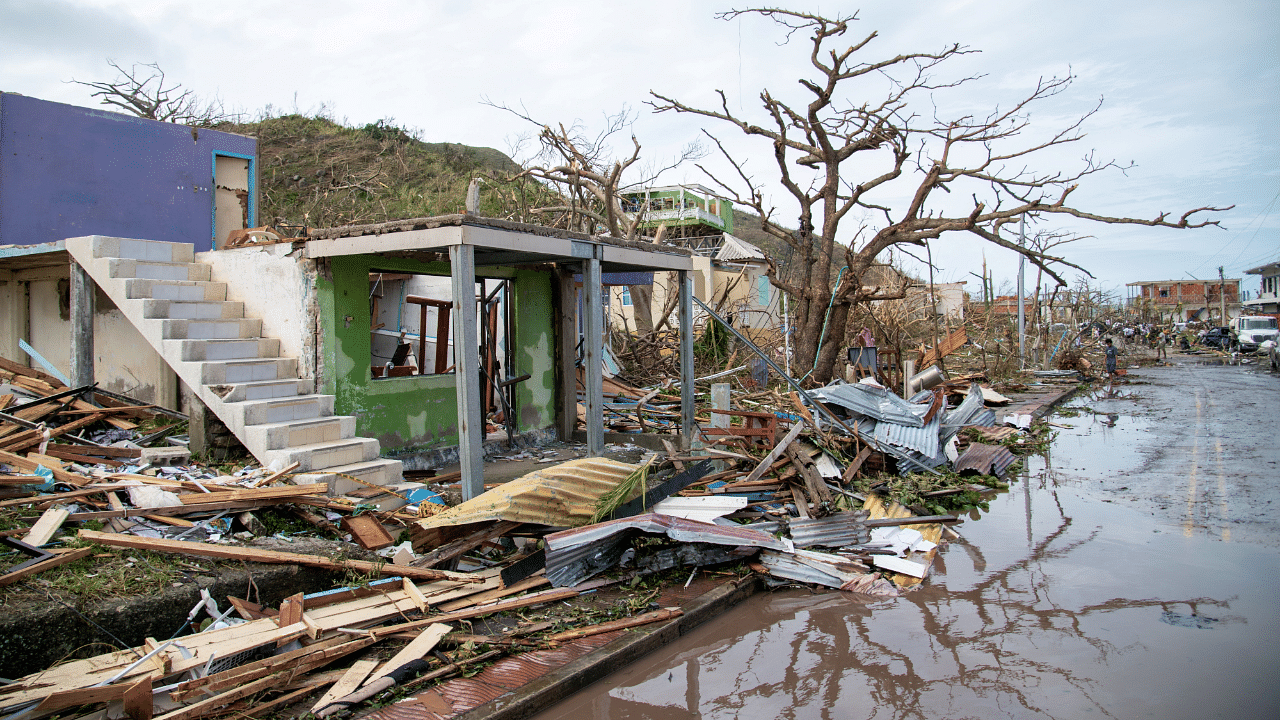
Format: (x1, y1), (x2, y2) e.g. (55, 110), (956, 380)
(621, 184), (733, 240)
(1242, 261), (1280, 314)
(1125, 279), (1241, 323)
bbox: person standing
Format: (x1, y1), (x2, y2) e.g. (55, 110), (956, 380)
(1105, 337), (1118, 377)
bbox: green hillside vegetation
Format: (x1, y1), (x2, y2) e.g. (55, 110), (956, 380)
(214, 114), (527, 229)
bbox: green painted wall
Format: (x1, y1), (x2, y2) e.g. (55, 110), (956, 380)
(317, 255), (556, 456)
(622, 187), (734, 234)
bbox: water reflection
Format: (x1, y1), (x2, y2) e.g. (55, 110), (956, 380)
(536, 471), (1272, 720)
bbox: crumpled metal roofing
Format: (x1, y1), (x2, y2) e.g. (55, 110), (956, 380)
(809, 383), (924, 427)
(874, 411), (943, 461)
(413, 457), (640, 537)
(940, 383), (985, 443)
(953, 442), (1018, 477)
(757, 548), (862, 588)
(788, 511), (871, 548)
(543, 512), (788, 587)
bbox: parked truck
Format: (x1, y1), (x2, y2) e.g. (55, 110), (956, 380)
(1229, 315), (1279, 353)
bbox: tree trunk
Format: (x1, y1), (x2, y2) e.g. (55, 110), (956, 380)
(629, 284), (654, 335)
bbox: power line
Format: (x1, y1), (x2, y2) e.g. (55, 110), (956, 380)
(1192, 189), (1279, 275)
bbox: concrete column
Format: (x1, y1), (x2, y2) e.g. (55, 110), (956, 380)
(69, 262), (94, 389)
(450, 244), (484, 501)
(582, 254), (604, 456)
(679, 270), (695, 449)
(554, 267), (578, 442)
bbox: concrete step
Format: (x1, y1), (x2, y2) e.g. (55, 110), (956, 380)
(239, 394), (334, 426)
(108, 258), (210, 282)
(242, 416), (356, 451)
(297, 458), (405, 496)
(91, 237), (194, 264)
(199, 358), (298, 385)
(162, 318), (262, 340)
(170, 337), (279, 362)
(125, 279), (227, 302)
(263, 437), (380, 473)
(207, 378), (313, 403)
(142, 299), (244, 320)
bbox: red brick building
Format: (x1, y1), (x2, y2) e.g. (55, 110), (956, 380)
(1126, 279), (1240, 322)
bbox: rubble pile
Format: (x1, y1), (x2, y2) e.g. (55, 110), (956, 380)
(1, 346), (1053, 719)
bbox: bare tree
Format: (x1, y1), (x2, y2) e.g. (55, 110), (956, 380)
(486, 102), (703, 333)
(70, 61), (235, 126)
(650, 8), (1230, 383)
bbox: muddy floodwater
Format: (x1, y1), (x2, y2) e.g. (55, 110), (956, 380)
(533, 363), (1280, 719)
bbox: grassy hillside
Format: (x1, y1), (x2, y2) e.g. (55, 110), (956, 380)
(214, 115), (524, 229)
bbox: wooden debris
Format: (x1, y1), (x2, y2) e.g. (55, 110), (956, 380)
(309, 657), (379, 714)
(340, 514), (395, 550)
(77, 530), (481, 583)
(544, 608), (682, 642)
(23, 506), (71, 546)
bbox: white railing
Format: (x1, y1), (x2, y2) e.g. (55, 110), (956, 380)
(627, 207), (725, 228)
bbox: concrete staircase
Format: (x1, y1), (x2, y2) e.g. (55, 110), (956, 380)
(65, 236), (402, 494)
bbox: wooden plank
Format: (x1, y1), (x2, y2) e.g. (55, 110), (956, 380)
(3, 412), (110, 453)
(365, 624), (451, 685)
(276, 592), (304, 641)
(168, 636), (372, 702)
(68, 496), (304, 521)
(0, 449), (87, 485)
(247, 461), (300, 489)
(36, 675), (145, 714)
(310, 657), (379, 713)
(0, 546), (93, 586)
(370, 588), (583, 637)
(545, 608), (681, 642)
(77, 529), (480, 583)
(841, 445), (874, 483)
(121, 675), (153, 720)
(784, 443), (833, 515)
(739, 422), (805, 485)
(23, 506), (71, 546)
(340, 514), (394, 550)
(178, 482), (327, 504)
(39, 446), (124, 467)
(412, 520), (520, 568)
(435, 575), (548, 613)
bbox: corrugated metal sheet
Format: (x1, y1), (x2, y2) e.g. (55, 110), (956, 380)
(714, 234), (767, 261)
(544, 512), (788, 587)
(809, 383), (924, 427)
(757, 548), (862, 588)
(788, 511), (871, 548)
(651, 496), (748, 523)
(874, 411), (942, 459)
(940, 383), (985, 442)
(413, 457), (640, 536)
(953, 442), (1018, 477)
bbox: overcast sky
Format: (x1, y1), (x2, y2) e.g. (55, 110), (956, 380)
(3, 0), (1277, 299)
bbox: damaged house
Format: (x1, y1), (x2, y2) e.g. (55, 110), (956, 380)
(0, 95), (705, 499)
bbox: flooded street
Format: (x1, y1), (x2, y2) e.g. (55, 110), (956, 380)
(533, 362), (1280, 719)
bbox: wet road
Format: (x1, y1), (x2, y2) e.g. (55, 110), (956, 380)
(532, 361), (1280, 719)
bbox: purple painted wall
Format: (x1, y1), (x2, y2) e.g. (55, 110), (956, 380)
(0, 93), (256, 252)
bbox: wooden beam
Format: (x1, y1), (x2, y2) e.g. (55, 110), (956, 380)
(23, 506), (71, 546)
(0, 546), (93, 586)
(178, 482), (326, 504)
(78, 530), (482, 583)
(545, 608), (682, 642)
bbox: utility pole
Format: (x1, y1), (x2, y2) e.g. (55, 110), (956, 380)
(1017, 215), (1026, 366)
(1218, 266), (1227, 325)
